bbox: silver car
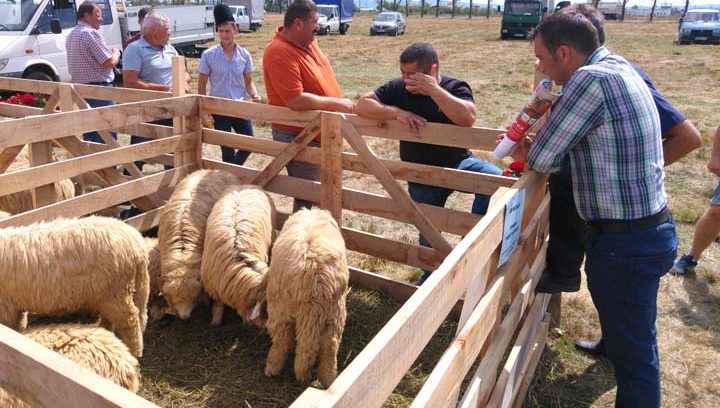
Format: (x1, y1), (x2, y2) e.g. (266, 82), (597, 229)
(370, 12), (406, 36)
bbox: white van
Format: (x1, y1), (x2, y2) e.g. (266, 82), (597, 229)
(0, 0), (122, 82)
(228, 5), (250, 32)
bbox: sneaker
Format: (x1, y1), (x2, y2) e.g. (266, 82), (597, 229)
(669, 254), (697, 276)
(535, 269), (580, 293)
(575, 338), (606, 357)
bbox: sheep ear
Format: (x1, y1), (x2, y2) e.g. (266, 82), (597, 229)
(250, 300), (264, 320)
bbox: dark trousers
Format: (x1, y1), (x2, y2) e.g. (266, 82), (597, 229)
(585, 217), (677, 408)
(546, 163), (587, 283)
(131, 118), (173, 171)
(83, 82), (117, 144)
(212, 114), (253, 165)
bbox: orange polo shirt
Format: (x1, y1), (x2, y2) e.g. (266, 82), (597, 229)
(263, 27), (342, 139)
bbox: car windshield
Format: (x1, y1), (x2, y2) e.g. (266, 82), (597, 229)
(685, 11), (719, 23)
(317, 6), (334, 17)
(505, 2), (540, 15)
(0, 0), (42, 31)
(376, 13), (396, 22)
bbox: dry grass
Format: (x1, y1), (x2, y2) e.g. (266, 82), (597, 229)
(26, 11), (720, 408)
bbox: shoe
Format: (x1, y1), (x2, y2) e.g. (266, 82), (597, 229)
(416, 270), (432, 286)
(535, 270), (580, 293)
(575, 338), (606, 357)
(669, 254), (697, 276)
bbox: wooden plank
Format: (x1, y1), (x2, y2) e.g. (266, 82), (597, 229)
(511, 319), (550, 408)
(70, 87), (150, 181)
(0, 137), (181, 197)
(0, 166), (190, 228)
(485, 293), (550, 408)
(0, 145), (24, 173)
(51, 136), (159, 211)
(203, 129), (514, 195)
(201, 95), (509, 152)
(252, 116), (321, 187)
(29, 88), (66, 208)
(289, 187), (512, 408)
(0, 324), (158, 408)
(457, 240), (548, 408)
(341, 121), (452, 256)
(0, 77), (169, 103)
(125, 206), (164, 233)
(321, 112), (343, 221)
(201, 95), (320, 128)
(0, 103), (43, 118)
(0, 96), (197, 149)
(412, 193), (548, 408)
(275, 211), (444, 271)
(205, 159), (478, 236)
(411, 272), (506, 408)
(508, 301), (550, 407)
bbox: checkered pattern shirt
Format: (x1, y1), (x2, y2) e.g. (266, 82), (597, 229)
(528, 47), (667, 221)
(66, 21), (114, 84)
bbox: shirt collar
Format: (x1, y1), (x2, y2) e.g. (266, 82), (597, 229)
(79, 21), (96, 30)
(582, 46), (610, 67)
(274, 26), (318, 52)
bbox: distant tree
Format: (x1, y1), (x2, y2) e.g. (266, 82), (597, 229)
(436, 0), (439, 17)
(421, 0), (425, 17)
(468, 0), (472, 18)
(452, 0), (456, 17)
(621, 0), (628, 20)
(682, 0), (690, 18)
(650, 0), (657, 21)
(487, 0), (491, 18)
(592, 0), (600, 7)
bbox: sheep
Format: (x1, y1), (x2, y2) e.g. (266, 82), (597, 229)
(0, 210), (10, 219)
(0, 216), (149, 357)
(201, 185), (275, 327)
(158, 169), (240, 320)
(0, 324), (140, 408)
(0, 146), (75, 215)
(264, 208), (349, 388)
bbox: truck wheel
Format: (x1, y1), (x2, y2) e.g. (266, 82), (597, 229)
(25, 70), (54, 82)
(339, 23), (348, 35)
(501, 32), (509, 40)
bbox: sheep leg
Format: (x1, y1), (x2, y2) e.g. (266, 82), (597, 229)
(98, 297), (144, 358)
(265, 319), (295, 377)
(211, 300), (224, 327)
(16, 312), (28, 331)
(293, 308), (324, 384)
(133, 263), (150, 332)
(317, 329), (341, 388)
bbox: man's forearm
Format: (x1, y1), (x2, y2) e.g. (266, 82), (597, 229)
(124, 78), (171, 92)
(354, 96), (398, 120)
(286, 92), (352, 113)
(430, 90), (476, 127)
(662, 120), (702, 166)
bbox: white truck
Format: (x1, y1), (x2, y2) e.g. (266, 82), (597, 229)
(0, 0), (215, 84)
(597, 0), (623, 20)
(228, 5), (251, 32)
(223, 0), (264, 31)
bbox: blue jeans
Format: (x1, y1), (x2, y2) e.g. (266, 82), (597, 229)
(410, 156), (501, 281)
(272, 127), (320, 212)
(585, 216), (677, 408)
(84, 84), (117, 144)
(212, 114), (253, 165)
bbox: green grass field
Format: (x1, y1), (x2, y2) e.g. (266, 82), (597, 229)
(142, 12), (720, 407)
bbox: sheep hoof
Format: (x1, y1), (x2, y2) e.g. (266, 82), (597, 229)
(210, 316), (222, 327)
(264, 365), (281, 377)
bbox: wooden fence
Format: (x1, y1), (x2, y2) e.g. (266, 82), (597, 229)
(0, 64), (550, 407)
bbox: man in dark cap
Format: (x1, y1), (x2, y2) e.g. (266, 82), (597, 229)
(124, 7), (153, 49)
(198, 4), (261, 165)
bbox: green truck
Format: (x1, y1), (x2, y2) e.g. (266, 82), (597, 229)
(500, 0), (544, 40)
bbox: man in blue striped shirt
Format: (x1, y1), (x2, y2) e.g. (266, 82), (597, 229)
(198, 5), (262, 165)
(514, 12), (678, 408)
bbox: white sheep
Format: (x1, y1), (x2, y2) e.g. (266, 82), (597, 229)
(0, 146), (75, 215)
(264, 208), (349, 388)
(201, 185), (275, 327)
(0, 324), (140, 407)
(158, 169), (240, 320)
(0, 216), (149, 357)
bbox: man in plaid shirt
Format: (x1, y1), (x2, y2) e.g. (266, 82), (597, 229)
(512, 11), (678, 408)
(66, 1), (120, 143)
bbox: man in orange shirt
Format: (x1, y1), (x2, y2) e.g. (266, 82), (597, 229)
(263, 0), (354, 212)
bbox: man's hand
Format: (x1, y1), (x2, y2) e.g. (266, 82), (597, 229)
(336, 98), (355, 113)
(496, 133), (530, 162)
(404, 72), (441, 97)
(251, 93), (262, 103)
(396, 109), (427, 133)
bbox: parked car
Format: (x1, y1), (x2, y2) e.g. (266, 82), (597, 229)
(370, 12), (405, 36)
(678, 9), (720, 45)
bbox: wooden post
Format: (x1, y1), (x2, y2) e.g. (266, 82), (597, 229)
(547, 293), (562, 329)
(29, 88), (65, 208)
(172, 56), (199, 171)
(321, 112), (343, 222)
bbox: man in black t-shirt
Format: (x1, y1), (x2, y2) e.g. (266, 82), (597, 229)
(355, 42), (502, 284)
